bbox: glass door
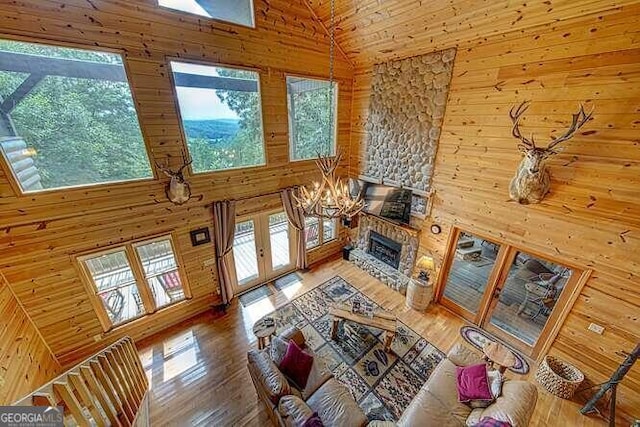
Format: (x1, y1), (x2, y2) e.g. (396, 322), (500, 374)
(439, 230), (505, 322)
(231, 210), (296, 293)
(437, 227), (584, 358)
(482, 250), (575, 355)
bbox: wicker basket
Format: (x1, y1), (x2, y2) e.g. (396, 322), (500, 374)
(535, 355), (584, 399)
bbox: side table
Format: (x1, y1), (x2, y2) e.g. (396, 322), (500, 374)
(253, 316), (276, 350)
(483, 341), (517, 374)
(405, 278), (433, 310)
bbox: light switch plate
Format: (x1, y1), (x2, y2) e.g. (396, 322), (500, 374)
(588, 323), (605, 334)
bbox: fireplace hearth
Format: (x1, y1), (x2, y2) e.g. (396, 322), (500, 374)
(368, 231), (402, 269)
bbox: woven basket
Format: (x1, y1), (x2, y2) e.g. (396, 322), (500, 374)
(535, 355), (584, 399)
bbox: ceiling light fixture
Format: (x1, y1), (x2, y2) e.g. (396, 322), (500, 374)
(294, 0), (364, 220)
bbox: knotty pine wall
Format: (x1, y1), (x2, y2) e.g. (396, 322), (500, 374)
(350, 4), (639, 423)
(0, 0), (353, 370)
(0, 271), (61, 404)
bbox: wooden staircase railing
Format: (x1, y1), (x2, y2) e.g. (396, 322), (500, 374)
(13, 336), (149, 426)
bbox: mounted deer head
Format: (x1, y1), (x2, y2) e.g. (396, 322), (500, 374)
(508, 101), (593, 204)
(156, 154), (193, 205)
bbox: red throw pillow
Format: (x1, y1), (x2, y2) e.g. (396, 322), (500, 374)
(456, 363), (492, 402)
(474, 417), (512, 427)
(302, 412), (324, 427)
(279, 339), (314, 389)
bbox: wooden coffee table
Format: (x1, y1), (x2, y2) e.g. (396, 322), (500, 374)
(329, 303), (397, 352)
(483, 341), (517, 374)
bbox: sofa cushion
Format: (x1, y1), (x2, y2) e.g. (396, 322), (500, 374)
(247, 349), (291, 404)
(398, 359), (471, 426)
(468, 370), (503, 409)
(456, 364), (492, 402)
(475, 417), (512, 427)
(271, 335), (290, 366)
(278, 395), (315, 427)
(306, 378), (368, 427)
(466, 381), (537, 427)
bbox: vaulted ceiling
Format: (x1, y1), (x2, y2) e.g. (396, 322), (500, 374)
(305, 0), (640, 67)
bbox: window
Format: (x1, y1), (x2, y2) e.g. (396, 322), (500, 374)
(170, 61), (266, 173)
(79, 235), (188, 330)
(0, 39), (152, 193)
(158, 0), (255, 28)
(305, 217), (338, 250)
(286, 76), (337, 161)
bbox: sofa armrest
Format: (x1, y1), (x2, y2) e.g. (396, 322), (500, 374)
(467, 381), (538, 427)
(367, 421), (396, 427)
(247, 349), (291, 405)
(278, 395), (314, 427)
(280, 326), (306, 348)
(447, 343), (485, 367)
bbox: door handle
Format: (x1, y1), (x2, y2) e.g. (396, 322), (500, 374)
(493, 288), (502, 299)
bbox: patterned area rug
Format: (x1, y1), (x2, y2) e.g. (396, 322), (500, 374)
(460, 325), (530, 374)
(269, 276), (445, 421)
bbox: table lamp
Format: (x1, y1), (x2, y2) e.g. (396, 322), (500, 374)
(416, 255), (435, 282)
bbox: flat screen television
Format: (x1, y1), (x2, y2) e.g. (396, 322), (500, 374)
(362, 183), (412, 225)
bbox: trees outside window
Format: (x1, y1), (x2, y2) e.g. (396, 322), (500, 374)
(286, 76), (337, 161)
(0, 39), (152, 192)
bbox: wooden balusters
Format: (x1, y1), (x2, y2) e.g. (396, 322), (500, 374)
(15, 336), (149, 426)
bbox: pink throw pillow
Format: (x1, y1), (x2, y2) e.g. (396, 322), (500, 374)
(279, 339), (314, 389)
(456, 363), (492, 402)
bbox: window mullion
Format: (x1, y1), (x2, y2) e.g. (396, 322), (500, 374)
(127, 245), (156, 314)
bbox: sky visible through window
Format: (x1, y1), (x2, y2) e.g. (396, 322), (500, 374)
(171, 62), (238, 120)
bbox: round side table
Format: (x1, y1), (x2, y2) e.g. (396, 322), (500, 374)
(483, 341), (517, 374)
(253, 316), (276, 350)
(405, 278), (433, 311)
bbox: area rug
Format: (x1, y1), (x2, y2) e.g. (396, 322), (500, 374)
(268, 276), (445, 421)
(239, 285), (273, 307)
(460, 325), (530, 374)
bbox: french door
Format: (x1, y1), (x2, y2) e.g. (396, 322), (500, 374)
(437, 228), (587, 358)
(230, 210), (296, 293)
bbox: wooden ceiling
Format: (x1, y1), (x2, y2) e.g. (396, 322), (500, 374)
(306, 0), (640, 67)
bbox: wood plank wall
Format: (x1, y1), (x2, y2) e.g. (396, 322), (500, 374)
(0, 0), (353, 368)
(0, 271), (61, 404)
(350, 5), (640, 423)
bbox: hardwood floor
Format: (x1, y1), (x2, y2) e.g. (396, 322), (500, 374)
(136, 257), (607, 427)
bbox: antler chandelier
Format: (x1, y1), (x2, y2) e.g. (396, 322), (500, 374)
(293, 152), (364, 219)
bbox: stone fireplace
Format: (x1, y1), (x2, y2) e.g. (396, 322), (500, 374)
(349, 213), (419, 294)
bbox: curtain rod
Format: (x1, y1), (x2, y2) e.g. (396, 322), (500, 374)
(205, 187), (295, 207)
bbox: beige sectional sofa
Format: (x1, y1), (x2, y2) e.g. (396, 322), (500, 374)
(247, 327), (538, 427)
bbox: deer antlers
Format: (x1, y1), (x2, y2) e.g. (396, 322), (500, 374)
(509, 100), (593, 152)
(155, 153), (193, 177)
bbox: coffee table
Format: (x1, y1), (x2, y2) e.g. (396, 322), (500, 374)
(253, 316), (276, 350)
(483, 341), (517, 374)
(329, 303), (397, 352)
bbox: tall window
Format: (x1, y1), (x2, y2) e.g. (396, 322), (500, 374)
(0, 39), (152, 193)
(79, 235), (188, 330)
(158, 0), (255, 28)
(170, 61), (266, 173)
(305, 217), (337, 250)
(286, 76), (337, 161)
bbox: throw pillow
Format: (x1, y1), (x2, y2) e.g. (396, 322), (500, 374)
(456, 363), (492, 402)
(279, 340), (314, 389)
(474, 417), (512, 427)
(468, 369), (503, 409)
(302, 412), (324, 427)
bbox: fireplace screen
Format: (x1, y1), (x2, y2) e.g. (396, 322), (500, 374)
(368, 231), (402, 269)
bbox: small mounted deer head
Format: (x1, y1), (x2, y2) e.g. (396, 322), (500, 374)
(508, 101), (593, 204)
(156, 154), (193, 205)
